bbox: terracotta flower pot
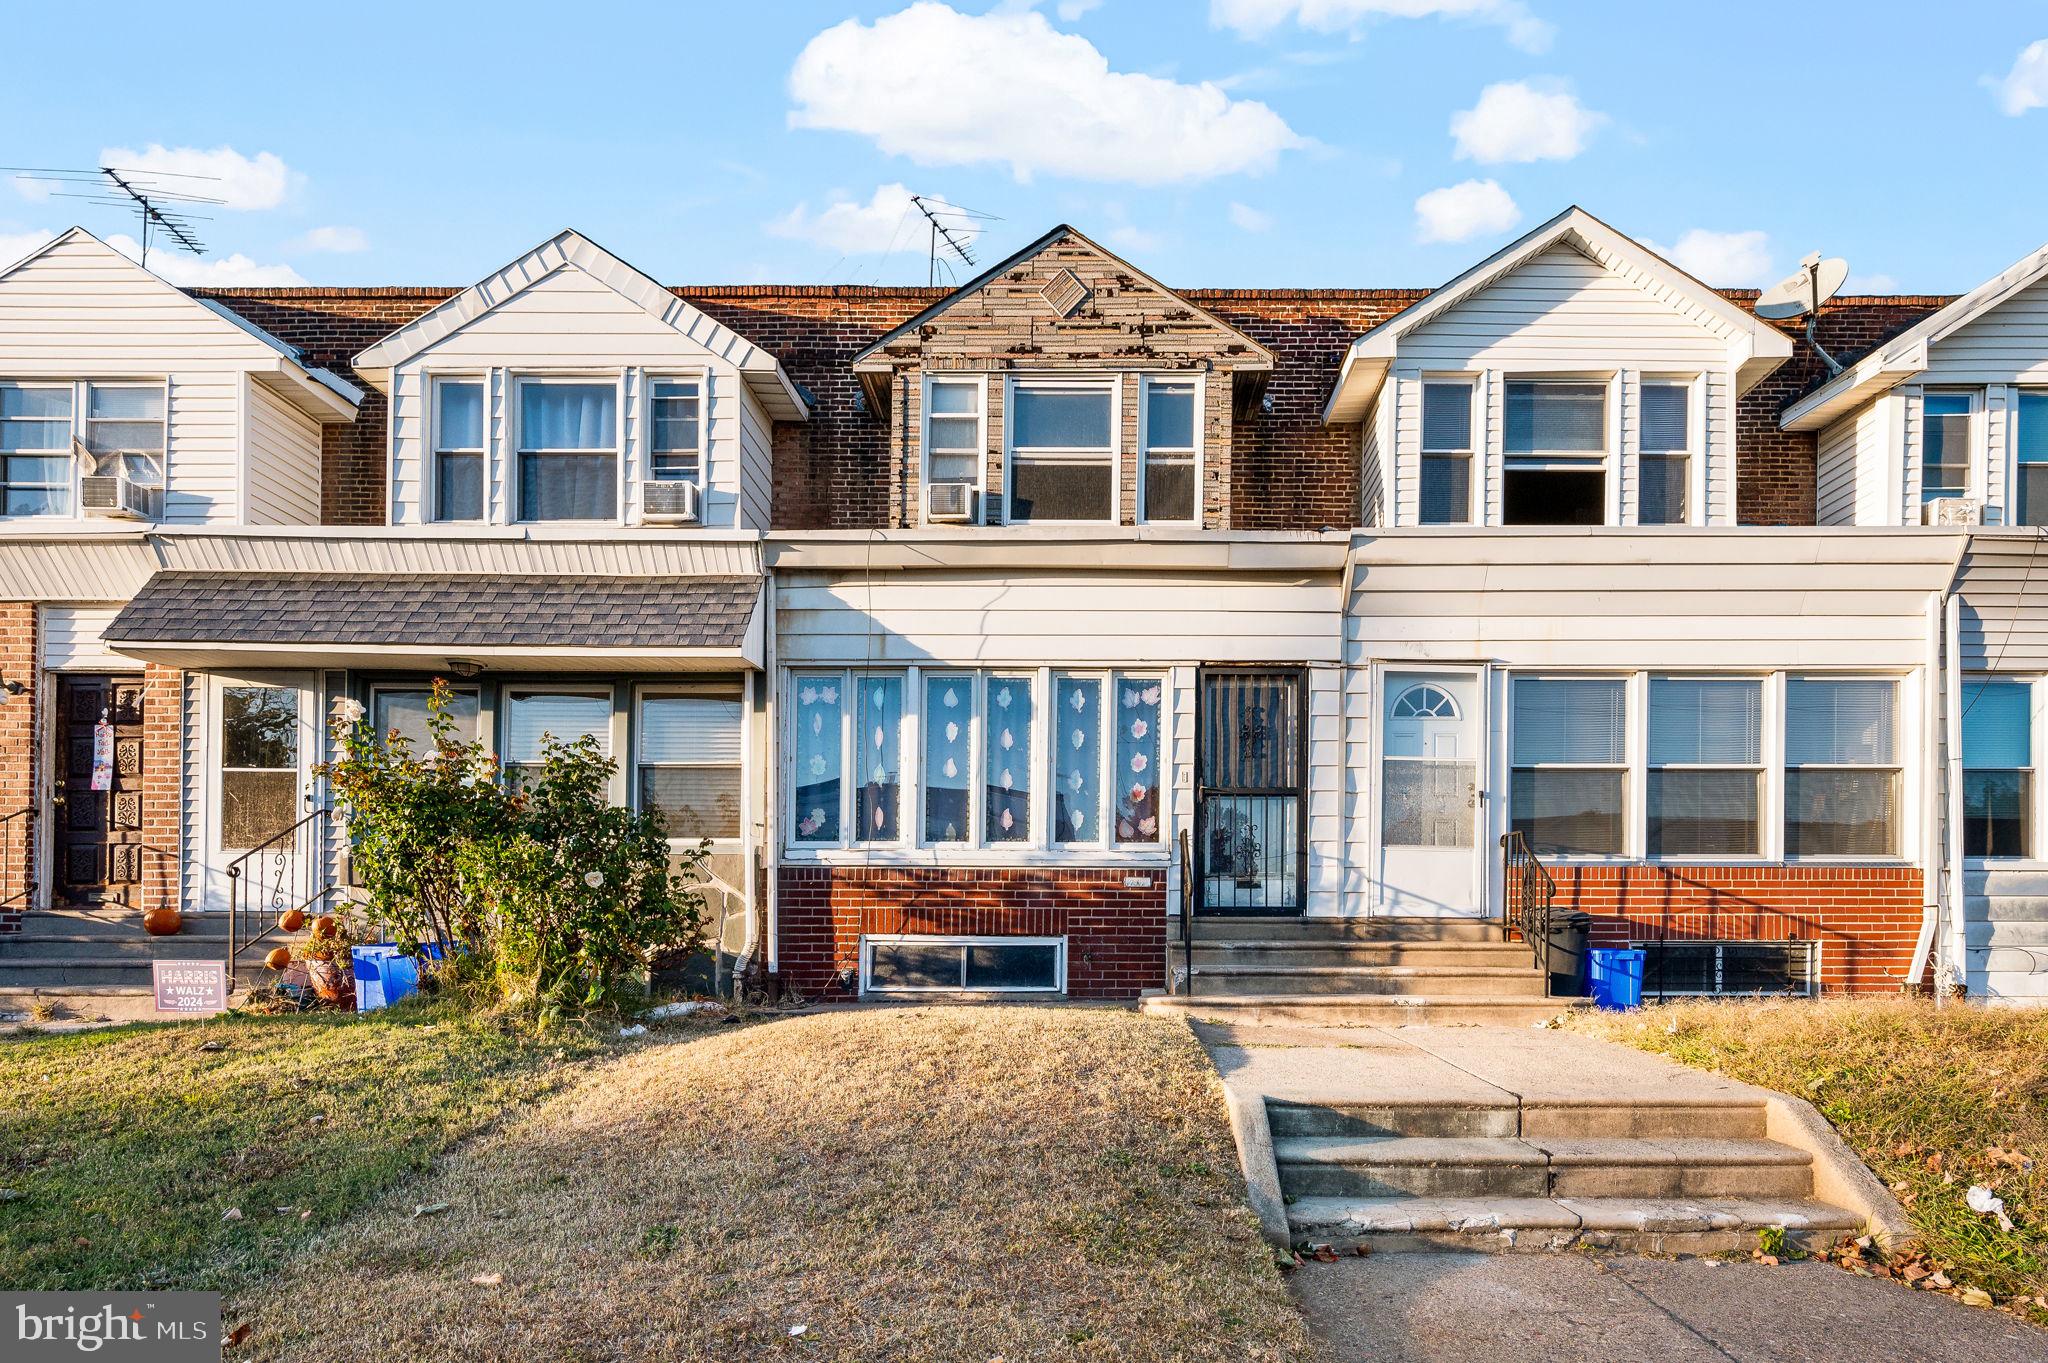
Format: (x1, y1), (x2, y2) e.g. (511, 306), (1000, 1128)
(305, 958), (351, 1003)
(141, 907), (182, 937)
(264, 946), (292, 971)
(278, 907), (307, 933)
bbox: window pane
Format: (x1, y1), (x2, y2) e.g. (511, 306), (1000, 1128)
(983, 675), (1033, 842)
(640, 696), (742, 764)
(0, 386), (71, 421)
(520, 382), (615, 449)
(1649, 679), (1760, 765)
(222, 686), (297, 769)
(1639, 454), (1687, 525)
(505, 692), (609, 763)
(1422, 382), (1472, 452)
(436, 451), (483, 521)
(640, 767), (741, 840)
(1648, 769), (1760, 856)
(1009, 457), (1111, 522)
(1052, 676), (1103, 844)
(83, 419), (163, 455)
(1383, 759), (1475, 847)
(437, 381), (483, 449)
(373, 688), (479, 751)
(1012, 387), (1111, 448)
(1963, 681), (2031, 769)
(1419, 454), (1470, 524)
(7, 456), (70, 485)
(1115, 674), (1163, 843)
(222, 771), (299, 849)
(1640, 383), (1689, 453)
(1143, 458), (1195, 521)
(1785, 769), (1897, 856)
(1784, 680), (1895, 766)
(928, 451), (978, 484)
(868, 941), (961, 989)
(928, 416), (979, 453)
(2019, 464), (2048, 529)
(792, 676), (843, 842)
(1511, 768), (1624, 855)
(1505, 381), (1605, 453)
(929, 381), (978, 415)
(520, 451), (617, 520)
(855, 676), (903, 842)
(965, 942), (1059, 990)
(1144, 381), (1195, 450)
(1923, 393), (1970, 498)
(2018, 391), (2048, 465)
(1512, 678), (1627, 765)
(923, 675), (972, 843)
(5, 489), (66, 515)
(1503, 468), (1604, 525)
(1964, 770), (2031, 857)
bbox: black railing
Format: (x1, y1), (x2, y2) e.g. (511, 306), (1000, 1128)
(1177, 828), (1194, 994)
(1499, 829), (1559, 994)
(0, 807), (34, 912)
(226, 807), (332, 986)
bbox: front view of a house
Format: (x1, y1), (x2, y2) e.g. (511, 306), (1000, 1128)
(3, 207), (2046, 1005)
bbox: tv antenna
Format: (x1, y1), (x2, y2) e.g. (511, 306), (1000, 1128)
(0, 165), (222, 269)
(1756, 251), (1850, 375)
(910, 194), (984, 287)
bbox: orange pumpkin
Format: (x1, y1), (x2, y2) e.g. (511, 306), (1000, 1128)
(264, 947), (292, 971)
(310, 915), (336, 940)
(141, 906), (182, 937)
(278, 907), (307, 932)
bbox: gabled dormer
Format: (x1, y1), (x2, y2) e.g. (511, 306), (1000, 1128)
(850, 226), (1275, 529)
(352, 230), (808, 531)
(1325, 207), (1794, 529)
(1783, 239), (2048, 528)
(0, 227), (361, 526)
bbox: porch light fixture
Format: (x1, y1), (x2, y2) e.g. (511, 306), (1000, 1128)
(446, 658), (483, 679)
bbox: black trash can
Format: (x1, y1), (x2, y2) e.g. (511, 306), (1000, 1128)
(1544, 911), (1591, 997)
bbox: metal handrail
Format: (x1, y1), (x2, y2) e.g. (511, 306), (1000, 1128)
(226, 807), (332, 986)
(1499, 829), (1560, 995)
(1177, 828), (1194, 995)
(0, 807), (35, 912)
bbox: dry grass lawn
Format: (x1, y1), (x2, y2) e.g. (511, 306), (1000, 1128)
(1571, 997), (2048, 1319)
(233, 1006), (1320, 1363)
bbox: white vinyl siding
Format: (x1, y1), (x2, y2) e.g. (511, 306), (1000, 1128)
(243, 380), (323, 525)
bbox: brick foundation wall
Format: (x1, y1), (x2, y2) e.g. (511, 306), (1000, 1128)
(0, 604), (34, 933)
(1547, 863), (1925, 994)
(776, 865), (1166, 1000)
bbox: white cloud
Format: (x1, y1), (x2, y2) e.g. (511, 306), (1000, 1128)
(1986, 38), (2048, 116)
(104, 233), (305, 286)
(1648, 229), (1773, 287)
(10, 175), (54, 203)
(1450, 80), (1603, 163)
(1055, 0), (1103, 18)
(1413, 179), (1519, 243)
(1210, 0), (1552, 53)
(1842, 272), (1899, 295)
(292, 225), (370, 254)
(767, 183), (972, 254)
(98, 144), (296, 211)
(788, 3), (1303, 185)
(0, 229), (56, 269)
(1228, 201), (1274, 232)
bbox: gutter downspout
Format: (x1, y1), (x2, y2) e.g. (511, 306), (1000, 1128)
(1907, 589), (1943, 991)
(1940, 589), (1965, 1002)
(761, 570), (780, 985)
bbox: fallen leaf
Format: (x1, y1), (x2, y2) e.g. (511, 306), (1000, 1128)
(470, 1273), (503, 1286)
(789, 1324), (809, 1337)
(221, 1208), (243, 1222)
(226, 1323), (251, 1348)
(1960, 1287), (1994, 1308)
(413, 1202), (450, 1219)
(1312, 1245), (1339, 1263)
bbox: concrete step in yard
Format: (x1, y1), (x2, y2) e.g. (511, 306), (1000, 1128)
(1190, 964), (1548, 998)
(1189, 916), (1500, 943)
(1188, 940), (1534, 969)
(1143, 994), (1580, 1026)
(0, 911), (299, 991)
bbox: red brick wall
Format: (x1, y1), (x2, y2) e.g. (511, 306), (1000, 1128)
(0, 605), (34, 932)
(776, 865), (1166, 1000)
(1547, 863), (1926, 994)
(139, 664), (182, 915)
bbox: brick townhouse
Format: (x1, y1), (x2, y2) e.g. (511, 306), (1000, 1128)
(2, 206), (2046, 1011)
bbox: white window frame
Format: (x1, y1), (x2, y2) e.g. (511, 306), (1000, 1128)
(1002, 375), (1120, 526)
(1920, 388), (1978, 505)
(429, 374), (487, 523)
(1643, 674), (1768, 861)
(1960, 674), (2041, 863)
(500, 685), (617, 792)
(1136, 373), (1202, 525)
(213, 676), (309, 854)
(859, 934), (1068, 995)
(2008, 388), (2048, 528)
(1507, 673), (1634, 860)
(512, 373), (624, 525)
(1781, 674), (1905, 862)
(1637, 376), (1700, 527)
(633, 681), (745, 845)
(1, 378), (171, 520)
(1418, 375), (1476, 526)
(921, 373), (987, 522)
(1501, 375), (1615, 527)
(367, 682), (482, 751)
(646, 372), (707, 491)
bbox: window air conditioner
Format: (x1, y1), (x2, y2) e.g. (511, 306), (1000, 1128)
(1924, 496), (1982, 527)
(80, 473), (159, 521)
(924, 480), (976, 523)
(642, 479), (701, 524)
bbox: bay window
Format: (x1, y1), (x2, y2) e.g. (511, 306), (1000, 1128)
(1503, 380), (1607, 525)
(649, 378), (702, 486)
(2017, 391), (2048, 527)
(1784, 679), (1898, 857)
(1510, 677), (1627, 855)
(1922, 391), (1973, 503)
(1007, 380), (1114, 523)
(1648, 678), (1761, 856)
(1962, 679), (2032, 858)
(637, 687), (743, 841)
(1140, 378), (1197, 522)
(517, 380), (617, 521)
(1638, 381), (1691, 525)
(1419, 380), (1473, 525)
(432, 379), (485, 522)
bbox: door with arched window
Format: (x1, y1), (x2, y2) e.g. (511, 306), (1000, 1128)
(1378, 671), (1483, 915)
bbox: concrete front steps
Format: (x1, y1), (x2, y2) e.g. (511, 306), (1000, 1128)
(1142, 915), (1580, 1026)
(1276, 1093), (1861, 1255)
(0, 909), (287, 991)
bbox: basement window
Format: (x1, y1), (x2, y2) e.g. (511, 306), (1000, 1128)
(1503, 380), (1607, 525)
(1635, 940), (1817, 998)
(861, 935), (1066, 993)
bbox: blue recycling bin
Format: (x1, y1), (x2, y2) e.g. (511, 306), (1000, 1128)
(1585, 948), (1645, 1010)
(351, 944), (421, 1012)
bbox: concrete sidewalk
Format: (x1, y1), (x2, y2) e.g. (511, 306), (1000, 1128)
(1292, 1252), (2047, 1363)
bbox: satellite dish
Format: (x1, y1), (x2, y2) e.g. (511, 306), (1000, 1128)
(1756, 252), (1850, 319)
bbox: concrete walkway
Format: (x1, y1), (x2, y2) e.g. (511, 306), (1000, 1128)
(1292, 1253), (2047, 1363)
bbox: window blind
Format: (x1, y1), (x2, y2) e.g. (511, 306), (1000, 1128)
(638, 696), (742, 764)
(1421, 382), (1472, 452)
(1784, 679), (1895, 766)
(506, 692), (611, 763)
(1963, 681), (2032, 769)
(1512, 678), (1626, 764)
(1505, 381), (1605, 454)
(437, 382), (483, 449)
(1640, 383), (1689, 454)
(1649, 679), (1760, 766)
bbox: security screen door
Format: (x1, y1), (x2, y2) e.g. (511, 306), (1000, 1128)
(1196, 668), (1306, 915)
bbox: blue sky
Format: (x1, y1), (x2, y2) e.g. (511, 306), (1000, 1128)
(3, 1), (2045, 295)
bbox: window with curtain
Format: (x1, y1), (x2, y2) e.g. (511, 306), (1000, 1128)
(503, 690), (611, 792)
(637, 690), (742, 840)
(371, 686), (480, 752)
(649, 378), (702, 484)
(1008, 382), (1113, 523)
(1114, 673), (1164, 844)
(1784, 678), (1898, 856)
(923, 673), (973, 843)
(1922, 391), (1973, 502)
(0, 383), (73, 516)
(1419, 380), (1473, 525)
(924, 379), (983, 491)
(1963, 679), (2032, 858)
(83, 384), (165, 489)
(1638, 381), (1691, 525)
(1648, 678), (1761, 855)
(1141, 379), (1197, 522)
(220, 685), (298, 848)
(854, 675), (903, 843)
(518, 381), (617, 521)
(1054, 674), (1104, 844)
(433, 379), (484, 521)
(792, 674), (843, 843)
(983, 675), (1034, 841)
(1511, 677), (1627, 855)
(1503, 380), (1607, 525)
(2017, 391), (2048, 527)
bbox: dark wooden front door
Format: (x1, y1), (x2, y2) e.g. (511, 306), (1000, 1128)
(54, 674), (146, 909)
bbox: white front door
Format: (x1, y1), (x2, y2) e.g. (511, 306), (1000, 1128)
(1377, 670), (1483, 916)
